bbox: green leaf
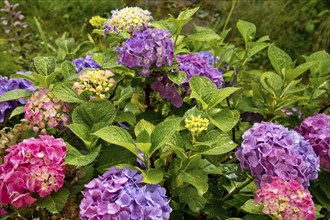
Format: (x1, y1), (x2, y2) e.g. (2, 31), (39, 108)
(178, 187), (206, 213)
(189, 76), (217, 109)
(9, 106), (25, 119)
(178, 7), (199, 19)
(178, 169), (208, 196)
(34, 188), (70, 214)
(260, 71), (283, 94)
(72, 101), (116, 131)
(55, 37), (75, 53)
(199, 159), (222, 175)
(60, 61), (77, 78)
(0, 89), (32, 102)
(65, 143), (101, 166)
(304, 50), (330, 77)
(319, 170), (330, 199)
(185, 30), (221, 42)
(52, 82), (86, 103)
(285, 61), (315, 82)
(134, 119), (155, 137)
(240, 199), (263, 214)
(115, 112), (136, 126)
(247, 42), (268, 57)
(93, 126), (138, 156)
(207, 108), (240, 132)
(150, 117), (182, 156)
(113, 86), (133, 106)
(70, 165), (94, 194)
(208, 87), (241, 108)
(31, 72), (48, 87)
(141, 168), (163, 184)
(310, 183), (330, 210)
(66, 123), (98, 148)
(34, 56), (56, 75)
(167, 71), (187, 85)
(268, 45), (292, 74)
(236, 20), (256, 45)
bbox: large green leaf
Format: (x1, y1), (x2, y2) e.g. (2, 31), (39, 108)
(66, 123), (97, 148)
(65, 143), (101, 166)
(52, 82), (86, 103)
(236, 20), (256, 45)
(260, 71), (283, 94)
(0, 89), (32, 102)
(141, 168), (163, 184)
(134, 119), (155, 137)
(240, 199), (263, 214)
(189, 76), (217, 109)
(34, 56), (56, 76)
(304, 50), (330, 77)
(150, 117), (182, 156)
(93, 126), (138, 156)
(319, 170), (330, 199)
(60, 61), (77, 79)
(207, 108), (240, 132)
(34, 188), (70, 214)
(178, 169), (208, 196)
(268, 45), (292, 74)
(178, 187), (206, 213)
(208, 87), (241, 108)
(167, 71), (187, 85)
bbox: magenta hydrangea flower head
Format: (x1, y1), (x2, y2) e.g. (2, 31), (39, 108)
(117, 28), (174, 77)
(73, 69), (116, 100)
(79, 167), (172, 220)
(296, 113), (330, 172)
(235, 122), (319, 188)
(72, 54), (101, 73)
(0, 135), (66, 208)
(0, 74), (35, 123)
(177, 52), (224, 89)
(255, 177), (316, 220)
(104, 7), (152, 35)
(23, 88), (70, 134)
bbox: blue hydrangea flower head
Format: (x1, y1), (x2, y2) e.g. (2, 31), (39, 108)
(72, 54), (101, 73)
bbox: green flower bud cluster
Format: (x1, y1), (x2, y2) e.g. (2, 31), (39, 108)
(89, 16), (107, 28)
(185, 115), (209, 136)
(73, 69), (116, 100)
(0, 120), (30, 163)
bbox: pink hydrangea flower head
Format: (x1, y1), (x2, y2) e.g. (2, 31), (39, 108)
(23, 88), (70, 134)
(0, 135), (66, 208)
(296, 113), (330, 172)
(255, 177), (316, 220)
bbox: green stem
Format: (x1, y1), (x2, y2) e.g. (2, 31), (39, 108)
(223, 0), (237, 32)
(222, 176), (254, 200)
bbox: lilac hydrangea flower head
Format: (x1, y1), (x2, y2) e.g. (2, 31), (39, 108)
(80, 167), (172, 220)
(296, 113), (330, 172)
(0, 74), (35, 123)
(195, 51), (218, 67)
(177, 53), (223, 88)
(255, 177), (315, 220)
(72, 54), (101, 73)
(235, 121), (319, 188)
(0, 135), (66, 208)
(104, 7), (152, 35)
(117, 28), (174, 77)
(151, 74), (183, 107)
(23, 88), (70, 134)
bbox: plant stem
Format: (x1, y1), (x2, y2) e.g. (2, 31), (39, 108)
(222, 176), (254, 200)
(223, 0), (237, 32)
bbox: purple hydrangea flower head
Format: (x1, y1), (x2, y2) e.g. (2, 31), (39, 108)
(196, 51), (218, 67)
(0, 74), (35, 123)
(235, 122), (319, 188)
(72, 54), (101, 73)
(104, 7), (152, 35)
(151, 74), (183, 107)
(177, 53), (223, 88)
(117, 28), (174, 77)
(255, 177), (315, 220)
(296, 113), (330, 172)
(80, 167), (172, 220)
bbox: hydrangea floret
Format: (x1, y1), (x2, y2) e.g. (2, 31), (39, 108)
(0, 74), (35, 123)
(72, 54), (101, 73)
(177, 52), (223, 89)
(79, 166), (172, 220)
(73, 69), (116, 100)
(89, 15), (107, 28)
(296, 113), (330, 172)
(255, 177), (316, 220)
(23, 88), (70, 134)
(185, 115), (209, 137)
(0, 135), (66, 208)
(235, 122), (319, 187)
(104, 7), (152, 35)
(117, 28), (174, 77)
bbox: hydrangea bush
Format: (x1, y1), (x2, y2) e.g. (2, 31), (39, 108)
(0, 4), (330, 220)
